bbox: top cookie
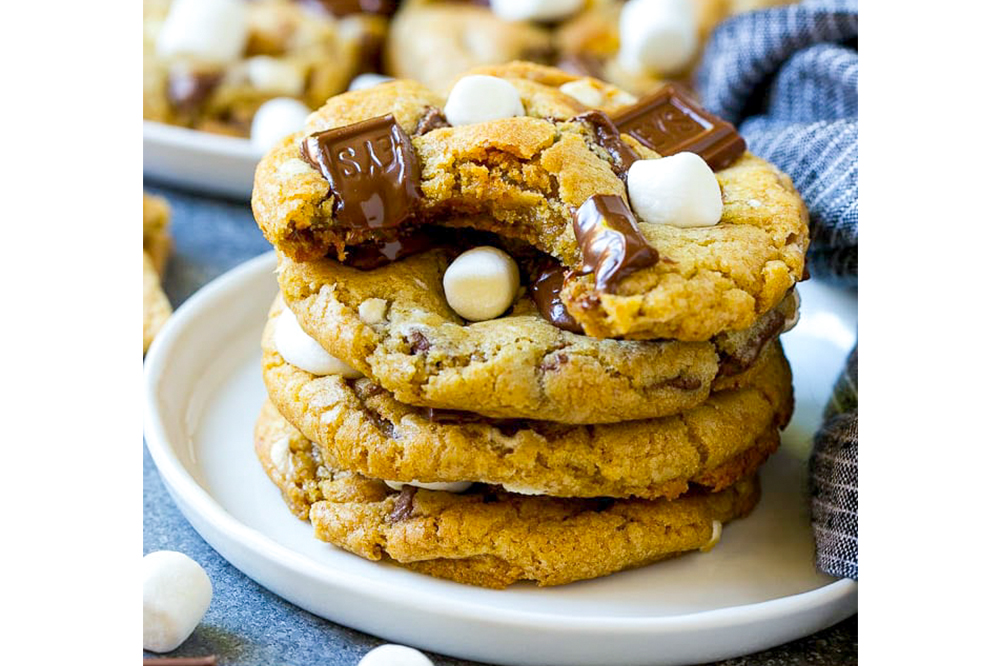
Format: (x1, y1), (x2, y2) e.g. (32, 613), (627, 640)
(252, 62), (808, 341)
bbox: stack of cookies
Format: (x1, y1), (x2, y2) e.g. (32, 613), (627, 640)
(251, 62), (808, 588)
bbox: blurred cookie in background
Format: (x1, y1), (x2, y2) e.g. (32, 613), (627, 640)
(143, 194), (173, 354)
(143, 0), (395, 138)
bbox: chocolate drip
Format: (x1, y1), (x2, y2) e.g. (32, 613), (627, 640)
(301, 114), (420, 232)
(572, 110), (639, 179)
(530, 264), (584, 333)
(573, 194), (659, 292)
(340, 229), (436, 270)
(611, 84), (746, 171)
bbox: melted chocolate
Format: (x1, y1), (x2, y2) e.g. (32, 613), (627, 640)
(717, 309), (786, 377)
(572, 111), (639, 179)
(419, 407), (574, 440)
(167, 69), (222, 114)
(611, 84), (746, 171)
(573, 194), (659, 292)
(301, 114), (420, 232)
(388, 485), (417, 523)
(340, 229), (436, 270)
(414, 107), (451, 136)
(530, 264), (584, 333)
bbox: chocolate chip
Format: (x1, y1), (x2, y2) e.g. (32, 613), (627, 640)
(717, 309), (786, 376)
(572, 111), (639, 179)
(656, 375), (703, 391)
(530, 264), (584, 333)
(573, 194), (660, 292)
(540, 352), (569, 372)
(167, 68), (222, 114)
(388, 485), (416, 523)
(406, 330), (431, 353)
(414, 107), (451, 136)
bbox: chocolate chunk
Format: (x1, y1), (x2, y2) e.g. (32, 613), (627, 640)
(656, 375), (702, 391)
(530, 264), (584, 333)
(167, 68), (222, 114)
(298, 0), (398, 17)
(388, 485), (416, 523)
(572, 194), (660, 292)
(611, 84), (746, 171)
(717, 309), (785, 377)
(406, 330), (431, 353)
(573, 111), (639, 179)
(301, 114), (420, 231)
(414, 107), (451, 136)
(341, 228), (436, 270)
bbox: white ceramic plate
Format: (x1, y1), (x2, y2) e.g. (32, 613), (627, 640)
(143, 121), (260, 199)
(144, 252), (858, 666)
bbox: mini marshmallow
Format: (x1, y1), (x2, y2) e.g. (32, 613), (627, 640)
(385, 480), (474, 493)
(559, 79), (606, 108)
(349, 73), (394, 91)
(442, 246), (520, 321)
(626, 152), (723, 228)
(700, 520), (723, 552)
(274, 308), (363, 377)
(490, 0), (584, 22)
(358, 298), (388, 324)
(246, 56), (305, 96)
(143, 551), (213, 653)
(617, 0), (698, 76)
(443, 75), (525, 127)
(250, 97), (312, 154)
(359, 644), (435, 666)
(156, 0), (248, 63)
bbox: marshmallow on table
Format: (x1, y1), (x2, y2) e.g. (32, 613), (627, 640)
(385, 479), (474, 493)
(143, 551), (213, 653)
(250, 97), (312, 154)
(617, 0), (698, 76)
(246, 56), (305, 96)
(349, 73), (395, 91)
(490, 0), (585, 22)
(627, 152), (723, 228)
(274, 308), (363, 377)
(443, 75), (525, 126)
(359, 644), (435, 666)
(156, 0), (248, 63)
(442, 246), (520, 322)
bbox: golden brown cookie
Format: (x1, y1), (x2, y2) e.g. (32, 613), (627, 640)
(251, 63), (809, 341)
(262, 299), (792, 498)
(255, 398), (762, 588)
(276, 250), (798, 423)
(143, 194), (173, 353)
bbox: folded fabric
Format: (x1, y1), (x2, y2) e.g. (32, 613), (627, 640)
(696, 0), (859, 579)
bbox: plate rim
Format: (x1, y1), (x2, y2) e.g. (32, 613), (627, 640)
(143, 119), (259, 160)
(144, 251), (857, 636)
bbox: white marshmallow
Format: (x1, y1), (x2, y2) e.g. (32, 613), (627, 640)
(617, 0), (698, 75)
(156, 0), (248, 63)
(490, 0), (584, 22)
(274, 308), (363, 378)
(349, 73), (395, 91)
(246, 56), (305, 96)
(442, 246), (520, 321)
(443, 75), (525, 127)
(250, 97), (312, 154)
(626, 152), (723, 228)
(358, 298), (388, 324)
(359, 644), (435, 666)
(384, 480), (474, 493)
(558, 79), (606, 108)
(143, 551), (213, 653)
(783, 289), (801, 332)
(700, 520), (723, 552)
(501, 483), (547, 496)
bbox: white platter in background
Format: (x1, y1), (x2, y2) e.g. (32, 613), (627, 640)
(144, 252), (858, 666)
(143, 120), (260, 199)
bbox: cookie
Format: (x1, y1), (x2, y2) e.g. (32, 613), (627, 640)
(384, 1), (553, 94)
(143, 194), (173, 354)
(255, 399), (762, 588)
(262, 299), (792, 498)
(144, 0), (389, 137)
(277, 249), (798, 423)
(251, 63), (809, 341)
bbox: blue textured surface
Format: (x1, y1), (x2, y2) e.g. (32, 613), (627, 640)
(141, 182), (856, 665)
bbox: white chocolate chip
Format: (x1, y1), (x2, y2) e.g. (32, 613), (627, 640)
(489, 0), (585, 22)
(274, 309), (363, 378)
(250, 97), (312, 155)
(156, 0), (248, 63)
(349, 73), (394, 91)
(443, 75), (525, 126)
(385, 480), (474, 493)
(617, 0), (698, 76)
(559, 79), (606, 108)
(700, 520), (723, 552)
(269, 436), (292, 475)
(627, 152), (723, 228)
(359, 644), (435, 666)
(358, 298), (388, 325)
(442, 246), (520, 321)
(143, 551), (213, 653)
(245, 56), (305, 96)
